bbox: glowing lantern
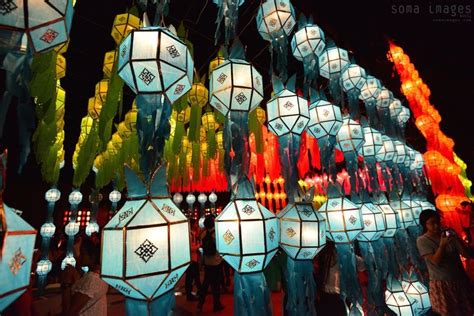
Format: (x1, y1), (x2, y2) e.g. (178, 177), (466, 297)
(188, 82), (208, 107)
(202, 112), (217, 131)
(389, 99), (403, 120)
(393, 141), (408, 165)
(256, 0), (296, 42)
(376, 87), (393, 110)
(109, 190), (121, 203)
(385, 276), (417, 316)
(390, 199), (414, 229)
(209, 59), (263, 116)
(340, 64), (367, 93)
(209, 192), (218, 204)
(359, 76), (382, 103)
(255, 106), (266, 124)
(267, 89), (309, 136)
(359, 126), (383, 158)
(335, 116), (364, 153)
(0, 0), (74, 53)
(85, 222), (99, 237)
(103, 50), (116, 78)
(398, 106), (410, 126)
(376, 135), (397, 163)
(80, 115), (94, 134)
(111, 13), (140, 45)
(401, 271), (431, 314)
(435, 195), (467, 213)
(356, 202), (386, 242)
(95, 79), (109, 104)
(56, 54), (66, 79)
(45, 188), (61, 203)
(172, 192), (183, 206)
(87, 97), (102, 120)
(375, 202), (400, 237)
(118, 26), (194, 103)
(40, 223), (56, 238)
(36, 260), (52, 276)
(318, 47), (350, 80)
(208, 52), (225, 77)
(307, 99), (342, 139)
(291, 24), (325, 61)
(0, 204), (36, 312)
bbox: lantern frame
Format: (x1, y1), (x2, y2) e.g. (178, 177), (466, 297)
(356, 202), (386, 242)
(256, 0), (296, 42)
(291, 24), (325, 61)
(267, 89), (310, 136)
(307, 100), (342, 139)
(318, 47), (350, 80)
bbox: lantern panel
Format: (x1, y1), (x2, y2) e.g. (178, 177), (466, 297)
(152, 199), (188, 223)
(40, 222), (56, 238)
(402, 199), (423, 226)
(318, 47), (349, 80)
(307, 100), (343, 139)
(291, 25), (326, 61)
(376, 135), (397, 163)
(356, 203), (386, 242)
(36, 259), (52, 276)
(359, 76), (382, 102)
(402, 280), (431, 313)
(377, 203), (400, 237)
(256, 0), (296, 42)
(101, 230), (124, 277)
(105, 200), (146, 228)
(101, 277), (144, 300)
(153, 265), (189, 298)
(111, 13), (140, 44)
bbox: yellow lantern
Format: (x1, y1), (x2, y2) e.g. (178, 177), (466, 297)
(95, 79), (109, 104)
(202, 112), (217, 131)
(55, 130), (65, 145)
(93, 155), (103, 172)
(106, 142), (118, 156)
(80, 116), (94, 134)
(172, 106), (191, 124)
(56, 54), (66, 79)
(56, 84), (66, 115)
(111, 133), (123, 150)
(200, 127), (207, 143)
(117, 122), (132, 139)
(201, 142), (208, 158)
(56, 119), (65, 132)
(125, 108), (137, 131)
(103, 50), (116, 78)
(181, 136), (189, 154)
(255, 106), (266, 124)
(188, 83), (208, 107)
(111, 13), (140, 45)
(169, 118), (176, 138)
(88, 97), (103, 120)
(54, 39), (70, 54)
(216, 130), (224, 150)
(209, 52), (226, 77)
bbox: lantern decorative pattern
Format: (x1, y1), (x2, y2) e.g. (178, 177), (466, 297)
(356, 203), (386, 242)
(307, 100), (342, 139)
(256, 0), (296, 42)
(318, 47), (350, 80)
(215, 199), (279, 273)
(0, 204), (36, 312)
(291, 24), (325, 61)
(267, 89), (310, 136)
(278, 201), (326, 259)
(209, 59), (264, 116)
(118, 26), (194, 103)
(335, 117), (365, 153)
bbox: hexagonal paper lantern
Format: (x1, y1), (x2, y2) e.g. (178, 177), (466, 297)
(393, 141), (408, 165)
(376, 203), (400, 238)
(118, 26), (194, 103)
(101, 196), (191, 300)
(335, 116), (365, 153)
(376, 87), (393, 110)
(291, 25), (325, 61)
(385, 276), (417, 316)
(267, 89), (309, 136)
(0, 0), (74, 53)
(402, 198), (423, 226)
(318, 196), (363, 243)
(209, 59), (264, 116)
(215, 199), (279, 273)
(278, 202), (326, 260)
(359, 76), (382, 103)
(390, 199), (414, 229)
(0, 204), (36, 312)
(340, 64), (367, 93)
(103, 50), (116, 78)
(358, 126), (383, 158)
(401, 277), (430, 314)
(111, 13), (140, 45)
(88, 97), (102, 120)
(376, 135), (397, 163)
(356, 203), (386, 242)
(256, 0), (296, 42)
(307, 99), (342, 139)
(318, 47), (350, 80)
(85, 222), (99, 237)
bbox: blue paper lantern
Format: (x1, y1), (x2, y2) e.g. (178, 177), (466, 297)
(278, 202), (326, 260)
(335, 116), (365, 153)
(402, 198), (422, 226)
(0, 204), (36, 312)
(40, 222), (56, 238)
(390, 199), (414, 229)
(385, 276), (417, 316)
(267, 89), (309, 136)
(358, 126), (383, 158)
(109, 190), (121, 203)
(375, 202), (400, 238)
(36, 259), (52, 276)
(85, 222), (99, 237)
(209, 58), (264, 116)
(0, 0), (74, 53)
(401, 272), (431, 314)
(215, 199), (279, 273)
(318, 47), (350, 80)
(256, 0), (296, 42)
(359, 75), (382, 103)
(307, 99), (342, 139)
(376, 135), (397, 163)
(398, 106), (411, 126)
(340, 64), (367, 93)
(291, 24), (325, 61)
(118, 26), (194, 103)
(45, 188), (61, 203)
(356, 202), (386, 242)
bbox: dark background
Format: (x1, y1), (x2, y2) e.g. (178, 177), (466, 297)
(1, 0), (472, 229)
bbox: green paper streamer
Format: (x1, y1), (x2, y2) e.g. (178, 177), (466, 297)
(172, 121), (185, 154)
(192, 142), (200, 181)
(207, 128), (217, 159)
(188, 105), (202, 142)
(73, 125), (99, 187)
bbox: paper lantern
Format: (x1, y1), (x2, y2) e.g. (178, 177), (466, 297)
(208, 53), (225, 77)
(118, 26), (194, 103)
(209, 192), (218, 204)
(335, 117), (365, 153)
(36, 259), (52, 276)
(410, 151), (424, 170)
(358, 126), (383, 157)
(186, 193), (196, 205)
(215, 199), (279, 273)
(256, 0), (296, 42)
(402, 277), (430, 314)
(255, 106), (266, 124)
(291, 24), (325, 61)
(356, 202), (386, 242)
(340, 64), (367, 93)
(197, 193), (207, 204)
(376, 87), (393, 109)
(87, 97), (102, 120)
(0, 0), (74, 53)
(209, 59), (264, 116)
(306, 99), (342, 139)
(318, 47), (350, 80)
(45, 188), (61, 203)
(389, 99), (403, 119)
(85, 222), (99, 237)
(68, 190), (82, 204)
(390, 199), (414, 229)
(393, 141), (408, 165)
(56, 54), (66, 79)
(267, 89), (309, 136)
(278, 202), (326, 259)
(376, 203), (400, 238)
(125, 107), (137, 131)
(103, 50), (116, 78)
(435, 195), (467, 213)
(376, 135), (397, 163)
(318, 196), (363, 243)
(188, 83), (208, 107)
(61, 255), (76, 270)
(40, 223), (56, 238)
(80, 116), (94, 135)
(111, 13), (140, 44)
(65, 222), (80, 236)
(0, 204), (36, 312)
(172, 192), (183, 205)
(385, 276), (417, 316)
(359, 76), (382, 103)
(202, 112), (217, 131)
(398, 106), (410, 125)
(95, 79), (109, 104)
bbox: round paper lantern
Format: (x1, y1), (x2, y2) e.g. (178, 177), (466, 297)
(209, 192), (218, 204)
(318, 47), (350, 80)
(68, 190), (82, 205)
(340, 64), (367, 93)
(85, 222), (99, 237)
(188, 83), (208, 107)
(359, 76), (382, 103)
(197, 193), (207, 204)
(40, 223), (56, 238)
(356, 202), (386, 242)
(267, 89), (310, 136)
(172, 192), (183, 205)
(0, 204), (36, 312)
(45, 188), (61, 203)
(215, 199), (279, 272)
(376, 135), (397, 163)
(111, 13), (140, 45)
(291, 24), (325, 61)
(118, 26), (194, 103)
(256, 0), (296, 42)
(36, 259), (52, 276)
(101, 193), (191, 300)
(376, 202), (400, 238)
(335, 117), (365, 153)
(61, 255), (76, 270)
(186, 193), (196, 205)
(65, 222), (80, 236)
(306, 99), (343, 139)
(376, 87), (393, 109)
(109, 190), (121, 203)
(209, 59), (264, 116)
(358, 126), (383, 158)
(390, 199), (414, 229)
(278, 202), (326, 259)
(0, 0), (74, 53)
(385, 276), (417, 316)
(318, 196), (363, 243)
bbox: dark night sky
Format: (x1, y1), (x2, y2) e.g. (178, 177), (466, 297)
(1, 0), (472, 228)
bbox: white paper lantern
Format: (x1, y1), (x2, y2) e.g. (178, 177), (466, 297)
(198, 193), (207, 204)
(402, 279), (431, 314)
(209, 59), (264, 116)
(389, 99), (403, 119)
(85, 222), (99, 237)
(335, 116), (365, 153)
(359, 76), (382, 103)
(215, 199), (279, 273)
(291, 24), (325, 61)
(109, 190), (122, 203)
(358, 126), (383, 158)
(278, 202), (326, 260)
(393, 141), (408, 165)
(390, 199), (414, 229)
(45, 188), (61, 203)
(318, 47), (350, 80)
(356, 202), (386, 242)
(40, 222), (56, 238)
(267, 89), (310, 136)
(256, 0), (296, 42)
(318, 196), (363, 243)
(375, 203), (400, 238)
(402, 198), (423, 226)
(376, 135), (397, 163)
(209, 192), (218, 204)
(68, 190), (82, 204)
(118, 26), (194, 103)
(61, 255), (76, 270)
(398, 106), (410, 125)
(385, 276), (417, 316)
(172, 192), (183, 205)
(307, 100), (342, 139)
(340, 64), (367, 93)
(65, 222), (80, 237)
(186, 193), (196, 205)
(376, 87), (393, 109)
(36, 259), (52, 276)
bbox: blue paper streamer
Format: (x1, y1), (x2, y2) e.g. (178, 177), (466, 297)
(233, 272), (272, 316)
(125, 290), (175, 316)
(284, 258), (317, 316)
(335, 243), (363, 313)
